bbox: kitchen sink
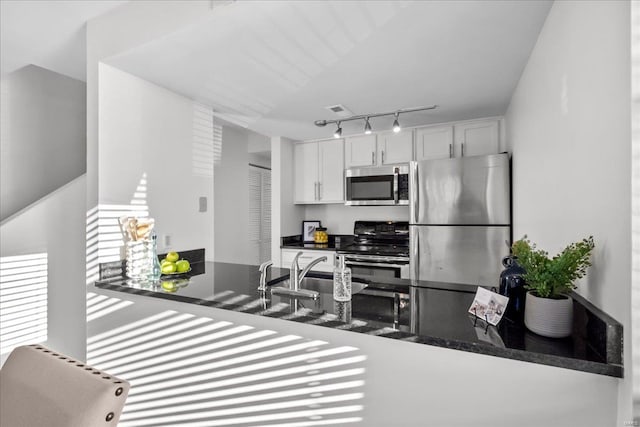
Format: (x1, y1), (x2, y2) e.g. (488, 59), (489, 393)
(269, 275), (368, 296)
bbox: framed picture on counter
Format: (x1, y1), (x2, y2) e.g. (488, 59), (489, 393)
(302, 220), (321, 243)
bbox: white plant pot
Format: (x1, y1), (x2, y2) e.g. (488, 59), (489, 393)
(524, 291), (573, 338)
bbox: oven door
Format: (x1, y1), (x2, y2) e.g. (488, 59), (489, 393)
(342, 254), (410, 279)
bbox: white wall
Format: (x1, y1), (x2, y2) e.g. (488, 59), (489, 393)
(0, 65), (86, 221)
(86, 0), (216, 208)
(304, 205), (409, 235)
(632, 1), (640, 418)
(0, 175), (87, 364)
(214, 125), (250, 264)
(505, 0), (631, 422)
(248, 153), (271, 170)
(272, 136), (305, 267)
(98, 64), (214, 258)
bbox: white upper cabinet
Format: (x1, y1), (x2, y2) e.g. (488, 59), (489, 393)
(294, 139), (344, 204)
(377, 130), (413, 165)
(294, 142), (319, 203)
(345, 134), (377, 167)
(346, 132), (413, 167)
(318, 139), (344, 202)
(415, 125), (454, 161)
(415, 118), (501, 161)
(454, 120), (500, 158)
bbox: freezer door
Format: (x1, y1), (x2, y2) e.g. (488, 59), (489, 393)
(409, 153), (510, 225)
(410, 225), (510, 287)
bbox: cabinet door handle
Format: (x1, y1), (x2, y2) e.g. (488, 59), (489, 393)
(461, 142), (465, 157)
(314, 182), (318, 200)
(449, 143), (453, 158)
(371, 152), (375, 165)
(319, 182), (322, 200)
(382, 151), (385, 164)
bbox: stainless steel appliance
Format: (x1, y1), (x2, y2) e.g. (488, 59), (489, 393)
(338, 221), (410, 279)
(409, 153), (511, 286)
(345, 165), (409, 206)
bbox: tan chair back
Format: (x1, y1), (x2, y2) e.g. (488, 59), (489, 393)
(0, 345), (130, 427)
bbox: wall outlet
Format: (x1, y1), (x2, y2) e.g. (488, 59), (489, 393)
(163, 234), (172, 248)
(199, 196), (207, 213)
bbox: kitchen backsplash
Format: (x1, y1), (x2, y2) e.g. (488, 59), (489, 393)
(304, 204), (409, 234)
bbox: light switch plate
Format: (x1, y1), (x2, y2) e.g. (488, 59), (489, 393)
(199, 196), (207, 212)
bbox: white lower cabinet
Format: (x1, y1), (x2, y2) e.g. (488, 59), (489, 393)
(280, 249), (336, 272)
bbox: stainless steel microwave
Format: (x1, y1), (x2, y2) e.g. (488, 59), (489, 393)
(345, 164), (409, 206)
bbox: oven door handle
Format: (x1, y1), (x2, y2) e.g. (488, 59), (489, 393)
(343, 255), (409, 263)
(345, 257), (409, 265)
(346, 261), (408, 269)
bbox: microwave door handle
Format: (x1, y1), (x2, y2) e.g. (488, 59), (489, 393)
(393, 168), (399, 204)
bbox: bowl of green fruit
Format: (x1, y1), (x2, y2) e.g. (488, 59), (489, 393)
(160, 251), (191, 276)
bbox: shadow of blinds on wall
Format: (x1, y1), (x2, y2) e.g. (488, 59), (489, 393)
(192, 102), (222, 178)
(249, 165), (271, 265)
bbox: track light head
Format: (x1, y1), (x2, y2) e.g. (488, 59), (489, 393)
(334, 122), (342, 139)
(314, 120), (328, 127)
(364, 117), (372, 134)
(392, 113), (401, 133)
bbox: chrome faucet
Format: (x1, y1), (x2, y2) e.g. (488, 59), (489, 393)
(258, 260), (273, 291)
(271, 251), (326, 299)
(290, 252), (327, 291)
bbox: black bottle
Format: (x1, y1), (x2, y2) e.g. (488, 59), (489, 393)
(499, 255), (527, 323)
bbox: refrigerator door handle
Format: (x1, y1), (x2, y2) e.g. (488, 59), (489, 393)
(410, 226), (420, 281)
(409, 162), (419, 223)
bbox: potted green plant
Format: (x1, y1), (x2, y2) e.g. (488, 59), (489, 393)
(511, 235), (595, 338)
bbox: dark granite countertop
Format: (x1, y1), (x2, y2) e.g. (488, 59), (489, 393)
(95, 254), (623, 378)
(280, 234), (355, 251)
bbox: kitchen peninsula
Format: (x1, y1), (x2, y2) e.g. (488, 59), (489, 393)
(94, 254), (622, 378)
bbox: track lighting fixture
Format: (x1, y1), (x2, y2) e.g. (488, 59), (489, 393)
(364, 117), (372, 134)
(392, 113), (401, 133)
(334, 122), (342, 139)
(314, 105), (436, 138)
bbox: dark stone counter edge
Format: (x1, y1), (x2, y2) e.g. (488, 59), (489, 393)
(281, 234), (355, 251)
(93, 278), (623, 379)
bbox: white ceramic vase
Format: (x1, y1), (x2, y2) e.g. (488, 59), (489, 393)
(524, 291), (573, 338)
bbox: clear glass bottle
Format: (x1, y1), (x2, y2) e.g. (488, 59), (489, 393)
(147, 232), (162, 282)
(333, 300), (352, 323)
(333, 254), (352, 301)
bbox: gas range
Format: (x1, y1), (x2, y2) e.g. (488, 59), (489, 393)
(338, 221), (410, 279)
(339, 221), (409, 256)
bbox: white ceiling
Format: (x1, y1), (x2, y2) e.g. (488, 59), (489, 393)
(106, 0), (552, 141)
(1, 0), (551, 138)
(0, 0), (128, 81)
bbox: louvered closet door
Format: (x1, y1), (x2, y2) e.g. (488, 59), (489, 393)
(248, 166), (271, 265)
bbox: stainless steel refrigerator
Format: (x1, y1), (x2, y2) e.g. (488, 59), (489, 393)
(409, 153), (511, 287)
